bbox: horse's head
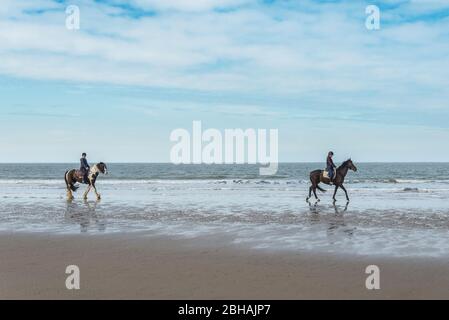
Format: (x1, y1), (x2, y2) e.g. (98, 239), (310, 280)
(97, 162), (108, 175)
(346, 158), (357, 172)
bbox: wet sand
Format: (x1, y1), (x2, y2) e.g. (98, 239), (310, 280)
(1, 232), (448, 299)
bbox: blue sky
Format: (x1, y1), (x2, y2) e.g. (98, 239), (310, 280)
(1, 0), (449, 162)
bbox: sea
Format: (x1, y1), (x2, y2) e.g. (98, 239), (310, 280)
(1, 163), (449, 257)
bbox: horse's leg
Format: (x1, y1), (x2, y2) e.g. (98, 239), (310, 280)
(66, 184), (73, 200)
(83, 185), (91, 199)
(332, 185), (339, 202)
(340, 185), (349, 202)
(306, 186), (313, 201)
(307, 173), (318, 201)
(92, 184), (101, 200)
(313, 186), (319, 201)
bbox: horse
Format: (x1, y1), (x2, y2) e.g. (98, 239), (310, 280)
(64, 162), (108, 200)
(306, 159), (357, 202)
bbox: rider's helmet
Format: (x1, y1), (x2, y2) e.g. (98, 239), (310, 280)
(328, 151), (334, 156)
(82, 153), (87, 157)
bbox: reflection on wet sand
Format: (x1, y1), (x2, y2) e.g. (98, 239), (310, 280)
(2, 184), (449, 256)
(307, 200), (354, 242)
(327, 202), (355, 239)
(65, 200), (106, 233)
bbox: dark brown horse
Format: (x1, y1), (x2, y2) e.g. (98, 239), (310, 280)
(306, 159), (357, 202)
(64, 162), (108, 200)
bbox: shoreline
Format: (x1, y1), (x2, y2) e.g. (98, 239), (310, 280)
(1, 231), (449, 299)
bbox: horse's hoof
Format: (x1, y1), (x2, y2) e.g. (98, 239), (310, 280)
(97, 195), (101, 200)
(306, 197), (309, 202)
(317, 199), (320, 202)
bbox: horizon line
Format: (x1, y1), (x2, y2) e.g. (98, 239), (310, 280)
(0, 162), (448, 164)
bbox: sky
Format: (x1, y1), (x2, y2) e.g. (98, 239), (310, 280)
(0, 0), (449, 163)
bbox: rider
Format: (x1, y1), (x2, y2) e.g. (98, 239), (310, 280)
(80, 152), (90, 183)
(327, 151), (336, 183)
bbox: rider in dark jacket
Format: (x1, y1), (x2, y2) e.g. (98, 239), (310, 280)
(326, 151), (336, 182)
(80, 153), (90, 183)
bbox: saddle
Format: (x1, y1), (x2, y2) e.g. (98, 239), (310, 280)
(321, 170), (333, 184)
(74, 170), (87, 181)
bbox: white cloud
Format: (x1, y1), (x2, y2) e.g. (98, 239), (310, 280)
(126, 0), (251, 11)
(0, 0), (448, 112)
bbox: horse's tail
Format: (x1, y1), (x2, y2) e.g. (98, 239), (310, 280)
(316, 185), (326, 192)
(65, 170), (79, 192)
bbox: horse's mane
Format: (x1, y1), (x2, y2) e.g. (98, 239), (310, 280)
(97, 162), (107, 170)
(338, 159), (352, 169)
(92, 162), (106, 170)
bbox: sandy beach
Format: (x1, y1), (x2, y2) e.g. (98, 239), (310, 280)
(1, 232), (448, 299)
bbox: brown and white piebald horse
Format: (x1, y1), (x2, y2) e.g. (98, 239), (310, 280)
(64, 162), (108, 200)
